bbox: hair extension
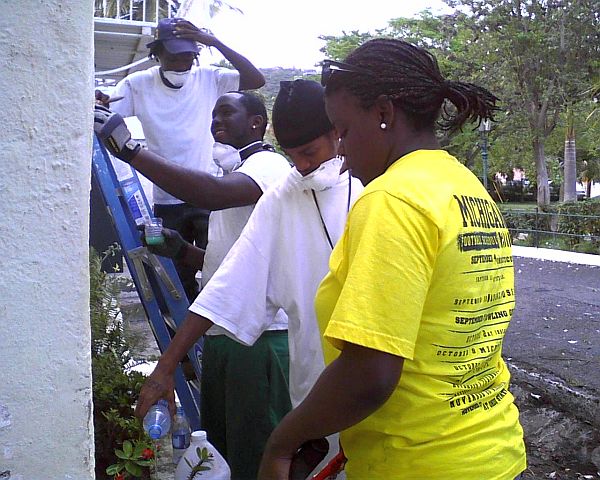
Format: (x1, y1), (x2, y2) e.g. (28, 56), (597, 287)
(325, 38), (500, 132)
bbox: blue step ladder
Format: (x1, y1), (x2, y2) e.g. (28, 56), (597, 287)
(92, 136), (203, 431)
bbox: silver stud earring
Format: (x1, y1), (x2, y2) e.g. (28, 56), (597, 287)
(380, 122), (387, 130)
(252, 125), (257, 129)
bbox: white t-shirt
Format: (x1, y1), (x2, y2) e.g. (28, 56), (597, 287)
(189, 161), (363, 406)
(111, 65), (239, 205)
(201, 149), (292, 335)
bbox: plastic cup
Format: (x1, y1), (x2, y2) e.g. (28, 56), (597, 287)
(145, 217), (165, 245)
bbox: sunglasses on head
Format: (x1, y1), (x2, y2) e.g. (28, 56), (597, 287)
(320, 59), (375, 87)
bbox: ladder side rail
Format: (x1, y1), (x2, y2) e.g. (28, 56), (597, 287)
(92, 137), (202, 430)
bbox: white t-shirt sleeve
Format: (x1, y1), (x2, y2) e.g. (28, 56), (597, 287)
(236, 151), (291, 193)
(189, 206), (278, 345)
(211, 66), (240, 96)
(110, 78), (135, 118)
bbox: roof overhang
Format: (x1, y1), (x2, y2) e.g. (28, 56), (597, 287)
(94, 18), (157, 85)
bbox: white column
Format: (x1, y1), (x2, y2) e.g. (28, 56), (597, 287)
(0, 2), (95, 479)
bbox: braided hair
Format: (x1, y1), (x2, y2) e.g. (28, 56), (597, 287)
(325, 38), (499, 132)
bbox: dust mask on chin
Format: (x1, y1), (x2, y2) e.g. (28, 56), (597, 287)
(161, 69), (191, 88)
(212, 142), (242, 173)
(295, 157), (344, 191)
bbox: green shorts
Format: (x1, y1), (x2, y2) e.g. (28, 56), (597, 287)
(200, 331), (292, 480)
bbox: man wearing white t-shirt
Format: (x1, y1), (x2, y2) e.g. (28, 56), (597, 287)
(132, 80), (364, 478)
(96, 17), (264, 302)
(94, 90), (291, 479)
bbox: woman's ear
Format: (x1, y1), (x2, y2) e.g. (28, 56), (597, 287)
(374, 94), (395, 131)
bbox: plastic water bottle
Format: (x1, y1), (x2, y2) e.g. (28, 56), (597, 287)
(143, 399), (171, 440)
(171, 406), (191, 465)
(175, 430), (231, 480)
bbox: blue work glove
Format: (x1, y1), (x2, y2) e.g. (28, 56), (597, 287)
(137, 225), (188, 259)
(94, 105), (141, 163)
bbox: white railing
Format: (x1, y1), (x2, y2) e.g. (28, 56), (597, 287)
(94, 0), (177, 23)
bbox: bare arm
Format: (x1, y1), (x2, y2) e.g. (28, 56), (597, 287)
(134, 311), (214, 418)
(130, 149), (262, 210)
(178, 243), (206, 271)
(174, 20), (265, 90)
(212, 40), (265, 90)
(258, 343), (404, 479)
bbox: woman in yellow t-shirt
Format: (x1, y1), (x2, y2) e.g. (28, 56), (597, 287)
(259, 38), (527, 479)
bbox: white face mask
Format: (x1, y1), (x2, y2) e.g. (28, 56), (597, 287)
(161, 69), (191, 88)
(212, 142), (242, 173)
(294, 157), (344, 191)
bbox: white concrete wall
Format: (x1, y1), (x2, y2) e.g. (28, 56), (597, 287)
(0, 2), (95, 479)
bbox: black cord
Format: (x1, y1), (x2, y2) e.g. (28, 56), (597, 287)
(346, 169), (352, 213)
(311, 190), (334, 250)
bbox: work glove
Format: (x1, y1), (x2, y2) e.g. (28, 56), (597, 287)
(138, 225), (188, 260)
(94, 105), (141, 163)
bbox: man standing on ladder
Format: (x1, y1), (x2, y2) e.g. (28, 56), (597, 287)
(96, 17), (264, 302)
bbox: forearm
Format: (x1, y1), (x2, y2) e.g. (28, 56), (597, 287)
(266, 344), (403, 453)
(178, 243), (205, 270)
(213, 40), (265, 90)
(156, 311), (214, 374)
(130, 149), (223, 209)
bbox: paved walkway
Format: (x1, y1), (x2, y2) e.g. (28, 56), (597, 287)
(506, 247), (600, 408)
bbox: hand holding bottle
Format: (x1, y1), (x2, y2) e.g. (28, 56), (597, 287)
(135, 364), (177, 420)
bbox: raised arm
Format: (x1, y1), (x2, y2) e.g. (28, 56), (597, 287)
(130, 148), (262, 210)
(173, 20), (265, 90)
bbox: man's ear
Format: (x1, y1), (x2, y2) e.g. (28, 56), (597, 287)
(374, 94), (395, 130)
(250, 114), (265, 133)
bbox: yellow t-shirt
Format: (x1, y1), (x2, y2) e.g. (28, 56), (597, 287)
(315, 150), (527, 479)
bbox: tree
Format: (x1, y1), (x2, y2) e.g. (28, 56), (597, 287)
(445, 0), (600, 207)
(563, 107), (577, 201)
(319, 2), (599, 206)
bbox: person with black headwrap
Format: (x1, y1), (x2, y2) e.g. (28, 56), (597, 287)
(133, 79), (363, 478)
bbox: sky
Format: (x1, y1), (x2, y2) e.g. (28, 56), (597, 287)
(194, 0), (452, 69)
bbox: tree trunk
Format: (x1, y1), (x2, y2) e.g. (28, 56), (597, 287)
(534, 137), (550, 207)
(587, 180), (592, 198)
(563, 123), (577, 202)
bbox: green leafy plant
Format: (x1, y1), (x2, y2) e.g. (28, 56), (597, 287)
(106, 439), (156, 479)
(90, 245), (154, 479)
(185, 447), (214, 479)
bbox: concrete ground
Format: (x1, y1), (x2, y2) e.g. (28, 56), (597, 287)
(120, 246), (600, 479)
(504, 247), (600, 479)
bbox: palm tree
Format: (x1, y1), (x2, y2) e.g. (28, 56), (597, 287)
(579, 158), (600, 198)
(563, 107), (577, 201)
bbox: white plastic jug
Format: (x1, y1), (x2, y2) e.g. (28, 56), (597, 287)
(174, 430), (231, 480)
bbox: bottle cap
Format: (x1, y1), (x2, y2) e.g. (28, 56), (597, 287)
(191, 430), (207, 440)
(148, 425), (163, 439)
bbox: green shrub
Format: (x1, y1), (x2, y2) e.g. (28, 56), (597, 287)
(546, 198), (600, 252)
(90, 246), (154, 479)
(500, 198), (600, 254)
